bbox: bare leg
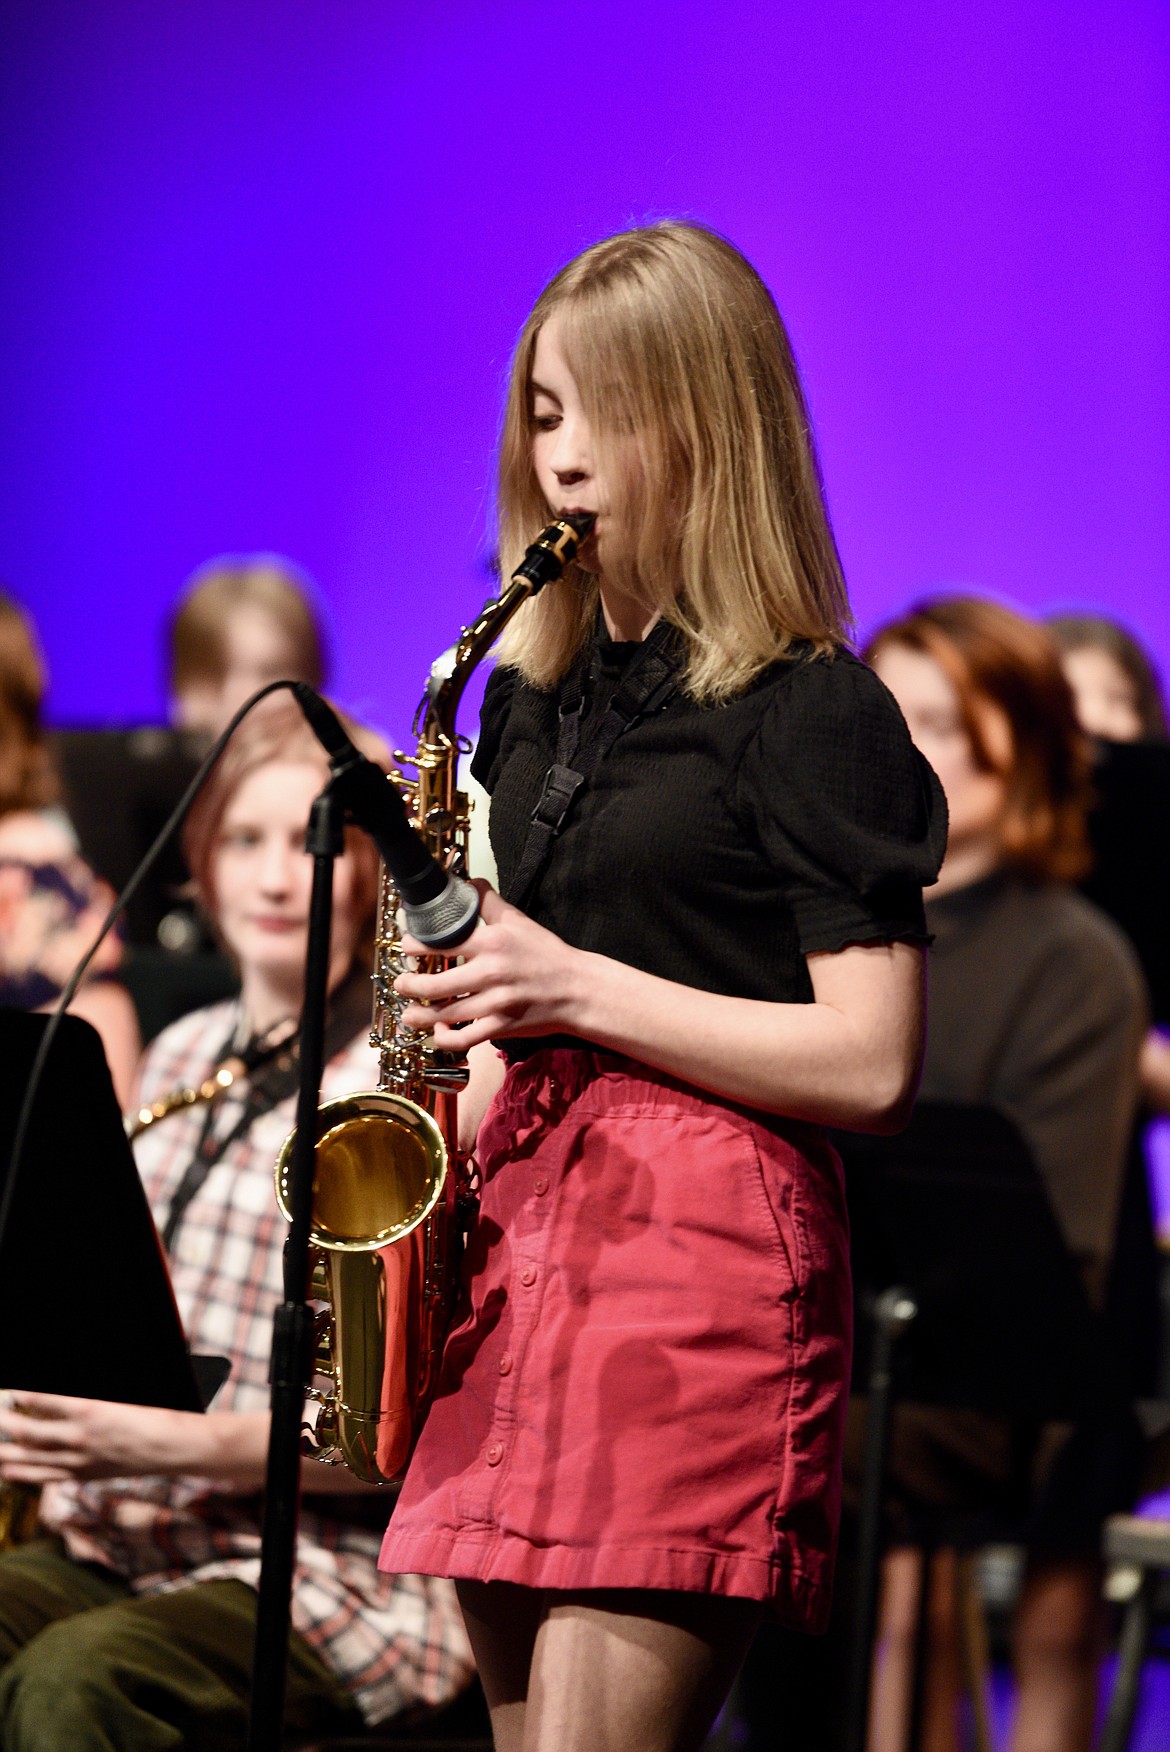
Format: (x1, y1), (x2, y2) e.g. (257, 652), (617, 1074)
(525, 1590), (761, 1752)
(868, 1547), (921, 1751)
(868, 1546), (963, 1752)
(456, 1580), (544, 1752)
(919, 1550), (965, 1752)
(457, 1581), (760, 1752)
(1009, 1558), (1103, 1752)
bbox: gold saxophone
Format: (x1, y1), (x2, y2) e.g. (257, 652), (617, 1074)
(274, 515), (592, 1485)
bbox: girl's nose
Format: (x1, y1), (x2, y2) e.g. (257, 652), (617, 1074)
(258, 839), (298, 894)
(550, 414), (592, 484)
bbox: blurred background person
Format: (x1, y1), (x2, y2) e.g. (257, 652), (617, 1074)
(861, 597), (1148, 1752)
(0, 590), (140, 1104)
(1048, 611), (1170, 1123)
(46, 551), (337, 1042)
(1046, 613), (1168, 747)
(0, 696), (476, 1750)
(167, 553), (328, 740)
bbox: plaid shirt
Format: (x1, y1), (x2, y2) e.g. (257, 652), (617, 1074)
(41, 999), (474, 1726)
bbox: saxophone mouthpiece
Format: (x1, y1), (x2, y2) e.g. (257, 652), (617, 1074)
(511, 515), (596, 595)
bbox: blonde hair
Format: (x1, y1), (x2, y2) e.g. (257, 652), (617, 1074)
(168, 554), (327, 696)
(495, 222), (852, 704)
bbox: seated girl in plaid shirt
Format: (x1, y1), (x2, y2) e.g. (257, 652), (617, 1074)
(0, 698), (475, 1750)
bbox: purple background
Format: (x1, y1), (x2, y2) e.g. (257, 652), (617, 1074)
(1, 0), (1167, 740)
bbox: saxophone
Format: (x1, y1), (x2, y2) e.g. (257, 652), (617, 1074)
(274, 515), (592, 1484)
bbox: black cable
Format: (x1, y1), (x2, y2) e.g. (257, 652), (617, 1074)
(0, 680), (295, 1262)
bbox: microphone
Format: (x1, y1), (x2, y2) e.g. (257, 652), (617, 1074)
(292, 683), (479, 950)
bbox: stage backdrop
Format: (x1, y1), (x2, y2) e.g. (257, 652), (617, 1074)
(0, 0), (1167, 739)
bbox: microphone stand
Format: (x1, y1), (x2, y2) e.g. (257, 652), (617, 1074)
(247, 779), (344, 1752)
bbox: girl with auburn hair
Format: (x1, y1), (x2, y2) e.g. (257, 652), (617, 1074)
(872, 595), (1094, 886)
(865, 597), (1147, 1752)
(378, 221), (947, 1752)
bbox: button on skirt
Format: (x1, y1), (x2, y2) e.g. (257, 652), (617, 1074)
(379, 1050), (852, 1633)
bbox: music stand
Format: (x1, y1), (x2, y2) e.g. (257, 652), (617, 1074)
(1, 1011), (207, 1411)
(844, 1102), (1108, 1419)
(837, 1101), (1118, 1752)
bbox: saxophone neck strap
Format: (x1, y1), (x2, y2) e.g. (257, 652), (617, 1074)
(507, 618), (680, 913)
(158, 968), (371, 1254)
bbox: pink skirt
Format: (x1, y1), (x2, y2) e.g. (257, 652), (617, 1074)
(379, 1050), (852, 1633)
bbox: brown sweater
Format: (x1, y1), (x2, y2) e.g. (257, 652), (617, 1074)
(921, 871), (1148, 1305)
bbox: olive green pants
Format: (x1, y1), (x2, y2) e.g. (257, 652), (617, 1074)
(0, 1540), (363, 1751)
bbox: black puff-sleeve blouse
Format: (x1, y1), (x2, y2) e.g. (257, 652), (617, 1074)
(472, 631), (947, 1009)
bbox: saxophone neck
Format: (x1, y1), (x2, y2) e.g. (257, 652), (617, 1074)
(417, 516), (592, 747)
(419, 577), (531, 749)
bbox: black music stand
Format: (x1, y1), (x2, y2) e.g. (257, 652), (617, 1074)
(837, 1102), (1119, 1752)
(1, 1011), (207, 1411)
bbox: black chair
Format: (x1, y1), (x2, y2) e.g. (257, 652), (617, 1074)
(1098, 1513), (1170, 1752)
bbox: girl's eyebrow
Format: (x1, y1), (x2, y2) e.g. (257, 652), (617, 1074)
(528, 379), (562, 405)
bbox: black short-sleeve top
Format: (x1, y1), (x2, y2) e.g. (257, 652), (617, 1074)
(471, 628), (947, 1019)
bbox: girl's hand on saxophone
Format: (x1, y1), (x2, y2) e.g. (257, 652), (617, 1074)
(396, 881), (587, 1051)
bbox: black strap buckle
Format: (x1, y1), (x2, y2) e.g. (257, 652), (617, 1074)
(531, 763), (586, 833)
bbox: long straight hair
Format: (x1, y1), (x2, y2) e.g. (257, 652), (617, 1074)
(496, 223), (852, 704)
